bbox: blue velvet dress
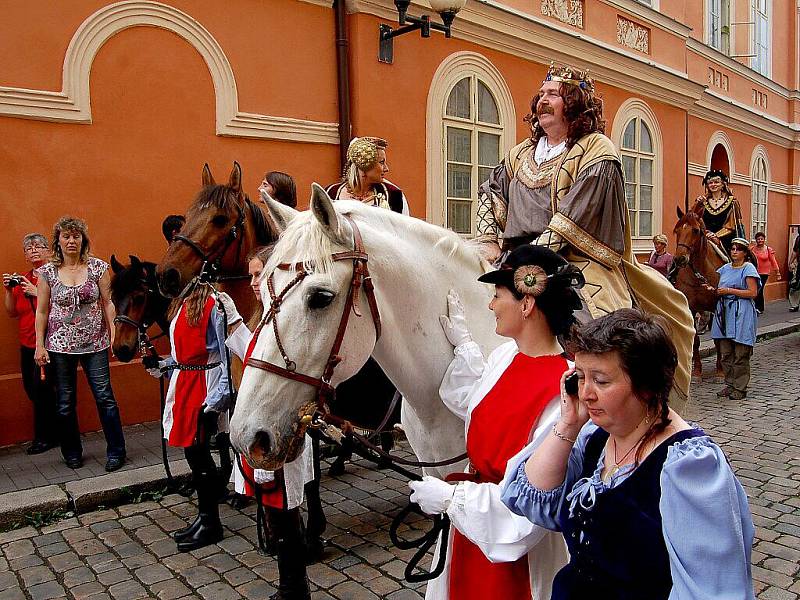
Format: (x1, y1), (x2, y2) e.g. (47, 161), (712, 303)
(501, 423), (755, 600)
(711, 262), (760, 346)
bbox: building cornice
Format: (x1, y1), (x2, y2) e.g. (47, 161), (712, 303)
(297, 0), (334, 7)
(688, 161), (799, 194)
(686, 38), (794, 100)
(599, 0), (693, 39)
(348, 0), (706, 112)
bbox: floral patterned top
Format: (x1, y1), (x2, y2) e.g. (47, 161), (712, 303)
(38, 257), (110, 354)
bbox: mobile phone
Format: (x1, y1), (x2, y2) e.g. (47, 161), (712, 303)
(564, 372), (579, 396)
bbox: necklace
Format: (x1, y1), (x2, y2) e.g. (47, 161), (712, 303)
(602, 418), (651, 483)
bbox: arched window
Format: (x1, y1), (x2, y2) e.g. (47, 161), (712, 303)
(443, 76), (503, 234)
(751, 155), (768, 237)
(426, 52), (514, 232)
(620, 117), (655, 240)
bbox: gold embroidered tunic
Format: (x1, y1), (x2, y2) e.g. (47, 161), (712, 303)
(477, 133), (695, 410)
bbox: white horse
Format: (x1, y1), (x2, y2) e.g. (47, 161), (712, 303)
(230, 184), (502, 477)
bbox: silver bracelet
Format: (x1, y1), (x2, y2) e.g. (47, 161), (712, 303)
(552, 423), (576, 445)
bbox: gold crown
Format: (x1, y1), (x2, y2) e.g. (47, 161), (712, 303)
(545, 62), (595, 93)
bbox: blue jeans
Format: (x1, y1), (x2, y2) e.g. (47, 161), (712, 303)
(50, 350), (126, 461)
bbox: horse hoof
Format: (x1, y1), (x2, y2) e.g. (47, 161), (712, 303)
(328, 462), (346, 477)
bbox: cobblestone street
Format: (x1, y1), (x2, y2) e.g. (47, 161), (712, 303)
(1, 332), (798, 599)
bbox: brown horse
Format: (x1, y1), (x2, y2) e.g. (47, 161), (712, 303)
(156, 162), (278, 316)
(671, 200), (725, 381)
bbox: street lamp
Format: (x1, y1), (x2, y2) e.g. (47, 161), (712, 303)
(379, 0), (468, 64)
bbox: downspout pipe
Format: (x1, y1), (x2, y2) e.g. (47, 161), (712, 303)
(334, 0), (352, 171)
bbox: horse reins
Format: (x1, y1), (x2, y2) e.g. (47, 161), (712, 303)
(242, 214), (465, 582)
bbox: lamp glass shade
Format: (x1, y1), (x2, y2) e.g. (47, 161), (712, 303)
(428, 0), (467, 15)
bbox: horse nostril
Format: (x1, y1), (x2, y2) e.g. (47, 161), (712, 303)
(250, 430), (272, 460)
(117, 345), (134, 362)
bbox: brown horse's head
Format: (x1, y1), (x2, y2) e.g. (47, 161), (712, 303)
(673, 201), (706, 267)
(156, 162), (276, 297)
(110, 254), (168, 362)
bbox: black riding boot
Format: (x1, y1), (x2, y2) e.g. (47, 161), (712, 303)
(268, 507), (311, 600)
(172, 514), (202, 542)
(177, 470), (224, 552)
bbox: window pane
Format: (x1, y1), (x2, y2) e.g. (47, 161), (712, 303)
(622, 155), (636, 182)
(622, 120), (636, 149)
(478, 166), (493, 186)
(640, 185), (652, 210)
(477, 81), (500, 125)
(629, 209), (637, 232)
(447, 199), (472, 234)
(640, 159), (653, 185)
(447, 127), (471, 163)
(640, 122), (653, 153)
(447, 164), (472, 199)
(446, 78), (471, 119)
(625, 183), (636, 208)
(640, 211), (652, 236)
(478, 132), (500, 167)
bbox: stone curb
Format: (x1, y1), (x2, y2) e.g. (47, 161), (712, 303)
(698, 316), (800, 358)
(66, 459), (192, 514)
(0, 485), (70, 529)
(0, 460), (192, 528)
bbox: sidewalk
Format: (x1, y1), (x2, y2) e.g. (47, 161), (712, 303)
(1, 297), (798, 523)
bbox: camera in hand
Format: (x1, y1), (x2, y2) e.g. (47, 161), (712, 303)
(564, 372), (579, 396)
(6, 275), (24, 289)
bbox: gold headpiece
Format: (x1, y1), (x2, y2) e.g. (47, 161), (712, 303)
(346, 137), (387, 171)
(545, 62), (595, 93)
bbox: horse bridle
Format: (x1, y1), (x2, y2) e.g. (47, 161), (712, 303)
(113, 282), (166, 355)
(171, 199), (248, 294)
(669, 233), (710, 287)
(244, 215), (381, 425)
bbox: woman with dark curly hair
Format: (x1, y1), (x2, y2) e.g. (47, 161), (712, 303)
(475, 63), (695, 411)
(501, 308), (755, 600)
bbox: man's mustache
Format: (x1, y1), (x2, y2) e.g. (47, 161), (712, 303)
(537, 105), (554, 116)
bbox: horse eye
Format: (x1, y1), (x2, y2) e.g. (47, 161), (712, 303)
(308, 290), (335, 309)
(212, 215), (228, 227)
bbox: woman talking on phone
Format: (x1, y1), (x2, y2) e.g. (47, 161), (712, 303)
(501, 308), (755, 600)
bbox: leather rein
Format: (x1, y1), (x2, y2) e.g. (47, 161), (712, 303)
(243, 215), (381, 422)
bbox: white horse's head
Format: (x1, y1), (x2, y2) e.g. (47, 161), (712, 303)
(230, 184), (383, 468)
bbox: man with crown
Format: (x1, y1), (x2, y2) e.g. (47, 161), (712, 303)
(476, 63), (695, 410)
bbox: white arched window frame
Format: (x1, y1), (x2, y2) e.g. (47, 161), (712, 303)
(750, 148), (770, 238)
(611, 99), (663, 253)
(426, 52), (515, 233)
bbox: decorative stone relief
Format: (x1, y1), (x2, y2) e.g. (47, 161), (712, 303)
(541, 0), (584, 29)
(616, 16), (649, 54)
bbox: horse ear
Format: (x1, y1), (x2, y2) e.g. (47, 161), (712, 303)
(110, 254), (124, 274)
(676, 206), (684, 220)
(260, 189), (297, 231)
(310, 182), (349, 244)
(229, 162), (243, 197)
(128, 254), (141, 268)
(202, 163), (215, 187)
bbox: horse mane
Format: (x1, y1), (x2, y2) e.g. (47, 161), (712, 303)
(265, 201), (487, 278)
(246, 198), (278, 246)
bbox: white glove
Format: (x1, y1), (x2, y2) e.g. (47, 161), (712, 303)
(439, 290), (472, 347)
(254, 469), (275, 484)
(146, 367), (162, 379)
(409, 476), (456, 515)
(216, 292), (242, 326)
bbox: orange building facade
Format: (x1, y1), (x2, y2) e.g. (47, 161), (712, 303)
(1, 0), (799, 446)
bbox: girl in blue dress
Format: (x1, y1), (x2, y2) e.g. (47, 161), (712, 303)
(708, 237), (760, 400)
(500, 308), (755, 600)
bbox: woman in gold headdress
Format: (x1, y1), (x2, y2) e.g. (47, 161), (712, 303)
(326, 136), (409, 214)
